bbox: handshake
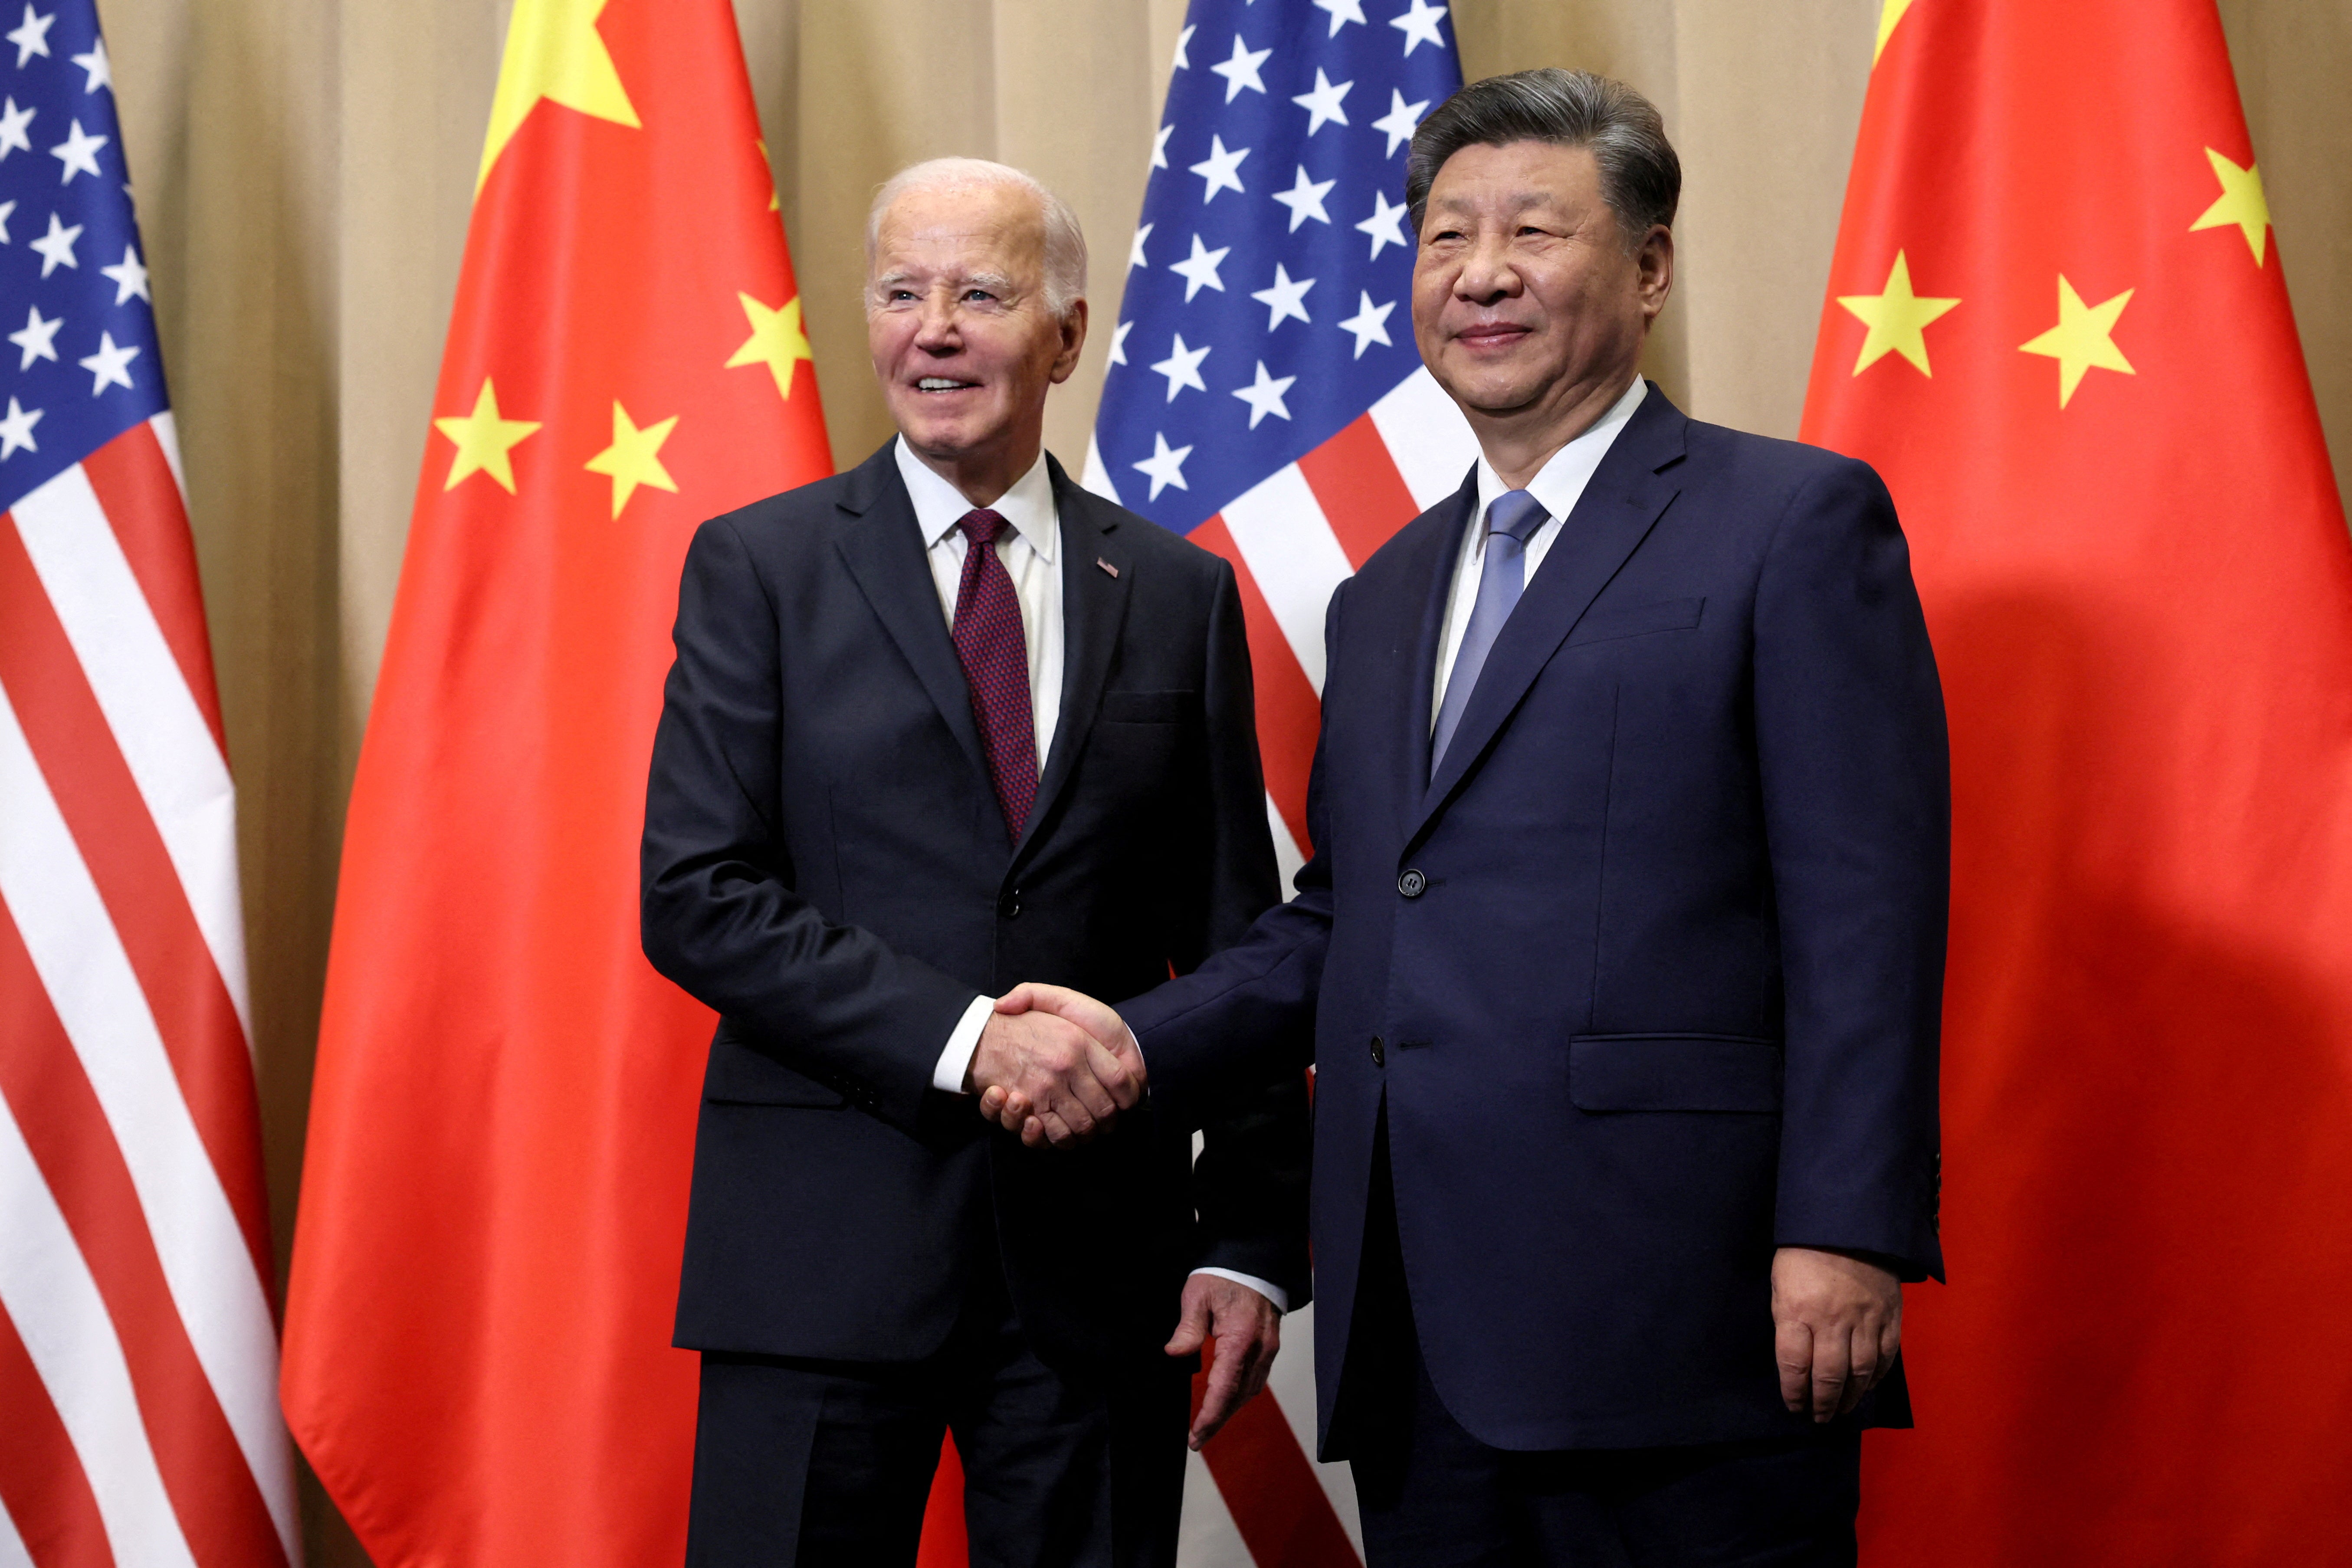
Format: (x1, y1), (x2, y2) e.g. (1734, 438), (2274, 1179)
(965, 984), (1143, 1148)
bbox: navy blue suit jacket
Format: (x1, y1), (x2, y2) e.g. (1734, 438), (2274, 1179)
(641, 442), (1310, 1372)
(1124, 387), (1948, 1452)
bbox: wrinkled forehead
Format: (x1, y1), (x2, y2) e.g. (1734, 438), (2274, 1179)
(871, 181), (1048, 285)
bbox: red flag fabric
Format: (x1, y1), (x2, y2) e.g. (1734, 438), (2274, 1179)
(1801, 1), (2352, 1559)
(279, 1), (830, 1563)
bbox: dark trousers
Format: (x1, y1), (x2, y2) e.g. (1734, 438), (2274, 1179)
(684, 1262), (1189, 1568)
(1337, 1113), (1862, 1568)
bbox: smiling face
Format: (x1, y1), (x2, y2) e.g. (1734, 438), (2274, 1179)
(1411, 140), (1671, 475)
(867, 179), (1086, 505)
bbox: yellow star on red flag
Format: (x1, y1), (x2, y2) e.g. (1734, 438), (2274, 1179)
(583, 400), (681, 517)
(1837, 250), (1960, 377)
(2189, 148), (2270, 265)
(433, 378), (542, 492)
(726, 292), (815, 401)
(478, 0), (641, 191)
(1874, 0), (1915, 66)
(2019, 275), (2135, 408)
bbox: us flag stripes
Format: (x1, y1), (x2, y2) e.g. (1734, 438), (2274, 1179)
(0, 3), (299, 1565)
(1086, 2), (1474, 1563)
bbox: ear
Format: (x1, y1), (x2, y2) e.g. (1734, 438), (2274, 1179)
(1049, 297), (1089, 385)
(1635, 225), (1675, 322)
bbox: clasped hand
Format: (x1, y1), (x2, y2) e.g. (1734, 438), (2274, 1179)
(968, 984), (1143, 1148)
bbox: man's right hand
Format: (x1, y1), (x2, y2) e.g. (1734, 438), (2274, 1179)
(967, 1001), (1144, 1148)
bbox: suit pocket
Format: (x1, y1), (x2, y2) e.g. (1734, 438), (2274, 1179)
(1564, 596), (1706, 647)
(1568, 1033), (1781, 1112)
(1098, 688), (1194, 724)
(703, 1024), (848, 1107)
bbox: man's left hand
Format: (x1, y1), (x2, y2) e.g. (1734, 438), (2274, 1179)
(1771, 1246), (1902, 1422)
(1168, 1273), (1281, 1450)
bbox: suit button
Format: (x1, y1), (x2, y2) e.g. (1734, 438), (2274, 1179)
(1370, 1036), (1386, 1067)
(998, 889), (1022, 919)
(1397, 869), (1427, 898)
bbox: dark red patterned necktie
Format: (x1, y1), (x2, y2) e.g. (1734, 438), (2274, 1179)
(950, 509), (1038, 842)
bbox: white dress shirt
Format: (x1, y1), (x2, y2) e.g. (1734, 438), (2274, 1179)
(1431, 376), (1648, 727)
(896, 439), (1285, 1311)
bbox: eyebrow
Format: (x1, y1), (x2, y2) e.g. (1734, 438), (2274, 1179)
(871, 269), (1023, 293)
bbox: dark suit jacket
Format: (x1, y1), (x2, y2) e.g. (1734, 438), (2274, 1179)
(1124, 387), (1949, 1452)
(641, 440), (1310, 1371)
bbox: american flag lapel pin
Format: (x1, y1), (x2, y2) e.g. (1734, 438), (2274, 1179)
(1097, 557), (1119, 578)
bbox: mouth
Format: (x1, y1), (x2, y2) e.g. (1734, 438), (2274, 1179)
(915, 377), (979, 394)
(1454, 322), (1532, 348)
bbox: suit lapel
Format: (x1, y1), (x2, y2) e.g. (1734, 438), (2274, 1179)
(1389, 471), (1479, 845)
(1019, 456), (1132, 857)
(832, 443), (991, 786)
(1407, 388), (1689, 853)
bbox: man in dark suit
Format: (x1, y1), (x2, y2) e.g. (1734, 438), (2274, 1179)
(640, 157), (1307, 1568)
(993, 71), (1948, 1566)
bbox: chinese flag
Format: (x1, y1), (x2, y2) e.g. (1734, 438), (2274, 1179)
(279, 1), (830, 1563)
(1802, 1), (2352, 1561)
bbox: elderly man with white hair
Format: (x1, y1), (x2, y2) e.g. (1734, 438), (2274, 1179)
(639, 158), (1309, 1566)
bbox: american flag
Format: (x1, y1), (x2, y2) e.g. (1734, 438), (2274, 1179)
(0, 3), (297, 1565)
(1084, 2), (1473, 1564)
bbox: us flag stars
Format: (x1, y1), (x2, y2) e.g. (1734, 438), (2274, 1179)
(7, 4), (54, 66)
(1093, 0), (1460, 532)
(1292, 69), (1351, 134)
(1151, 334), (1212, 402)
(1190, 134), (1250, 202)
(0, 0), (171, 505)
(1170, 234), (1231, 301)
(1252, 263), (1314, 330)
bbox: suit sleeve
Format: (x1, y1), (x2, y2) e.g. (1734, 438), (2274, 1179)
(1124, 574), (1341, 1121)
(640, 514), (977, 1135)
(1177, 558), (1312, 1307)
(1752, 459), (1949, 1282)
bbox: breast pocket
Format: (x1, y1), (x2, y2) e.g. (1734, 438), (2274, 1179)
(1568, 1033), (1781, 1113)
(1098, 688), (1194, 725)
(1564, 597), (1706, 648)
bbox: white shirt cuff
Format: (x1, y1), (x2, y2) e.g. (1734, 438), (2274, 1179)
(933, 994), (995, 1093)
(1188, 1267), (1289, 1314)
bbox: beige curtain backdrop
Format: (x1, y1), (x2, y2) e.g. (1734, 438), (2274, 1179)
(89, 0), (2352, 1560)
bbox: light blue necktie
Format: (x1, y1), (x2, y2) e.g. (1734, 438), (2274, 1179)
(1431, 489), (1550, 774)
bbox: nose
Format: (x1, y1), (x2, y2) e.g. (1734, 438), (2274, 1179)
(912, 288), (960, 353)
(1454, 234), (1522, 306)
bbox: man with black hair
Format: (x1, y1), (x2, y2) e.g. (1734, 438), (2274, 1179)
(995, 70), (1948, 1566)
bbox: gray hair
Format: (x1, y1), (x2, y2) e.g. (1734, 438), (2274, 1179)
(865, 157), (1089, 319)
(1405, 69), (1680, 252)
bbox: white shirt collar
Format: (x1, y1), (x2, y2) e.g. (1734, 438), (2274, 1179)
(1473, 375), (1648, 528)
(894, 436), (1059, 562)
